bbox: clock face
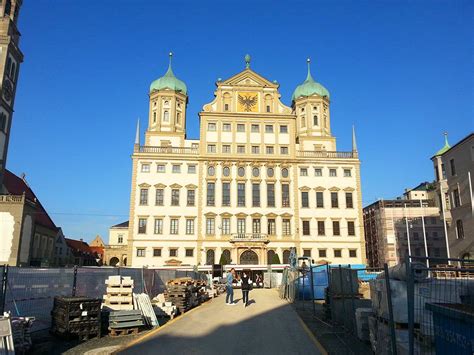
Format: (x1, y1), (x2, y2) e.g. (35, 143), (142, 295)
(237, 92), (258, 112)
(3, 80), (13, 102)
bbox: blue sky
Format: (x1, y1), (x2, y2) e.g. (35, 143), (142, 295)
(8, 1), (473, 242)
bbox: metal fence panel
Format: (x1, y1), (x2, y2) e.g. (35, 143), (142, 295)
(75, 267), (118, 298)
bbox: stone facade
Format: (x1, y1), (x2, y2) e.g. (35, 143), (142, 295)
(127, 56), (366, 267)
(104, 221), (128, 266)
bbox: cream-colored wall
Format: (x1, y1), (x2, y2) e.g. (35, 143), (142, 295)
(108, 227), (129, 246)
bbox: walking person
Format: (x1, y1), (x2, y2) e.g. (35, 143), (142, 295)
(226, 268), (236, 305)
(241, 271), (251, 307)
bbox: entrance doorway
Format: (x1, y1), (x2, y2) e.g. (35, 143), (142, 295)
(240, 250), (259, 265)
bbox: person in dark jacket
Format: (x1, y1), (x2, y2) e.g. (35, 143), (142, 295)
(240, 271), (251, 307)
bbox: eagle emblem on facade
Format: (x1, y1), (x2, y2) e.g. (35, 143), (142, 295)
(238, 94), (258, 112)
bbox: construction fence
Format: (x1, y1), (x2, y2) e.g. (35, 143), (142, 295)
(0, 266), (206, 333)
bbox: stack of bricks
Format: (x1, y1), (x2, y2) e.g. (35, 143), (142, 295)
(103, 276), (134, 310)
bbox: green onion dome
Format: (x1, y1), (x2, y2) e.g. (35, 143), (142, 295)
(149, 52), (187, 94)
(292, 58), (330, 101)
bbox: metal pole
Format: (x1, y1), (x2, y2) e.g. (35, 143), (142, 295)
(468, 171), (473, 216)
(384, 263), (397, 355)
(1, 265), (8, 313)
(309, 260), (315, 316)
(72, 265), (78, 297)
(338, 265), (344, 327)
(406, 258), (414, 355)
(420, 201), (429, 267)
(404, 203), (412, 258)
(439, 185), (451, 260)
(348, 265), (356, 334)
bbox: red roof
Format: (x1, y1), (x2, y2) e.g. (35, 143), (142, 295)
(3, 169), (57, 231)
(90, 246), (104, 256)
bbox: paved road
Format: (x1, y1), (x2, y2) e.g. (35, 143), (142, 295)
(121, 289), (322, 355)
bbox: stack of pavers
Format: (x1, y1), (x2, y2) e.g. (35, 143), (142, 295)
(51, 296), (101, 340)
(103, 276), (144, 336)
(164, 277), (208, 314)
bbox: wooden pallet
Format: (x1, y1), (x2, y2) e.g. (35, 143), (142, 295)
(109, 327), (139, 337)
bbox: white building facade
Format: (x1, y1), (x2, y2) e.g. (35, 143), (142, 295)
(127, 55), (366, 267)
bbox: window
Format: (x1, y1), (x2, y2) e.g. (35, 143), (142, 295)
(282, 219), (291, 236)
(185, 249), (194, 257)
(141, 164), (150, 173)
(268, 219), (276, 235)
(208, 122), (216, 131)
(266, 105), (271, 113)
(153, 112), (156, 123)
(265, 125), (273, 133)
(136, 248), (145, 257)
(280, 146), (289, 155)
(171, 189), (180, 206)
(313, 115), (318, 126)
(187, 189), (195, 206)
(283, 250), (291, 263)
(222, 218), (230, 235)
(281, 168), (289, 178)
(170, 219), (179, 234)
(300, 116), (305, 128)
(188, 165), (196, 174)
(452, 189), (461, 208)
(224, 103), (229, 111)
(223, 123), (231, 131)
(252, 146), (260, 154)
(348, 221), (355, 236)
(0, 113), (7, 132)
(223, 166), (231, 177)
(237, 218), (246, 234)
(267, 184), (275, 207)
(237, 145), (245, 154)
(238, 183), (246, 206)
(302, 220), (310, 236)
(222, 145), (231, 153)
(205, 218), (215, 235)
(154, 219), (163, 234)
(303, 249), (311, 257)
(316, 192), (324, 208)
(344, 169), (351, 177)
(266, 146), (274, 154)
(222, 183), (231, 206)
(319, 249), (327, 258)
(267, 167), (274, 177)
(251, 124), (260, 132)
(441, 164), (447, 179)
(118, 235), (123, 244)
(176, 112), (181, 124)
(157, 164), (165, 173)
(155, 189), (164, 206)
(139, 189), (148, 205)
(280, 125), (288, 133)
(300, 168), (308, 176)
(237, 124), (245, 132)
(450, 159), (456, 176)
(333, 221), (340, 236)
(314, 168), (322, 177)
(153, 248), (162, 257)
(317, 221), (325, 236)
(207, 144), (216, 153)
(252, 219), (261, 234)
(282, 184), (290, 207)
(186, 219), (194, 234)
(238, 166), (245, 177)
(331, 192), (339, 208)
(207, 183), (215, 206)
(346, 192), (353, 208)
(169, 248), (177, 257)
(208, 166), (215, 176)
(349, 249), (357, 258)
(301, 192), (309, 208)
(138, 218), (147, 234)
(252, 167), (260, 177)
(172, 165), (181, 173)
(334, 249), (342, 258)
(252, 183), (260, 207)
(163, 111), (169, 122)
(329, 169), (337, 177)
(456, 220), (464, 239)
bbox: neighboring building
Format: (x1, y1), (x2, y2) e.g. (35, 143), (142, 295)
(364, 183), (448, 267)
(431, 133), (474, 260)
(104, 221), (128, 266)
(65, 238), (98, 266)
(53, 228), (74, 267)
(0, 0), (24, 189)
(0, 169), (59, 266)
(127, 54), (366, 267)
(89, 235), (105, 265)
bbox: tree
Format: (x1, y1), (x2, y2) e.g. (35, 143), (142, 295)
(219, 252), (230, 265)
(271, 254), (281, 265)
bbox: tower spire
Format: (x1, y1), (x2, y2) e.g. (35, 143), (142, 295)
(165, 52), (174, 76)
(352, 125), (358, 152)
(306, 58), (314, 82)
(135, 118), (140, 146)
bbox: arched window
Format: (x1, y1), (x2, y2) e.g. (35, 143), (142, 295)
(267, 250), (276, 264)
(206, 249), (215, 265)
(313, 115), (318, 126)
(153, 112), (156, 123)
(223, 92), (231, 111)
(301, 116), (305, 128)
(264, 94), (273, 113)
(177, 112), (181, 124)
(164, 100), (169, 107)
(283, 250), (291, 264)
(222, 249), (231, 264)
(163, 111), (169, 122)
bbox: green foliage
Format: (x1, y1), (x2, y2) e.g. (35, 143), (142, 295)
(271, 254), (281, 265)
(219, 253), (230, 265)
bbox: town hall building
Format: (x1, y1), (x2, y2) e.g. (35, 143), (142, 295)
(126, 54), (366, 267)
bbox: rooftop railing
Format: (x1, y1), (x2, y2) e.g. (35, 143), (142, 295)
(230, 233), (269, 242)
(297, 150), (356, 158)
(136, 146), (199, 155)
(0, 194), (25, 203)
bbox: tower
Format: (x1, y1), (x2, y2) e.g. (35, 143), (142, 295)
(0, 0), (23, 189)
(292, 58), (335, 151)
(145, 52), (188, 147)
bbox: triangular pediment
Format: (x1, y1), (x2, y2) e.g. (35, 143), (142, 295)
(220, 68), (278, 88)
